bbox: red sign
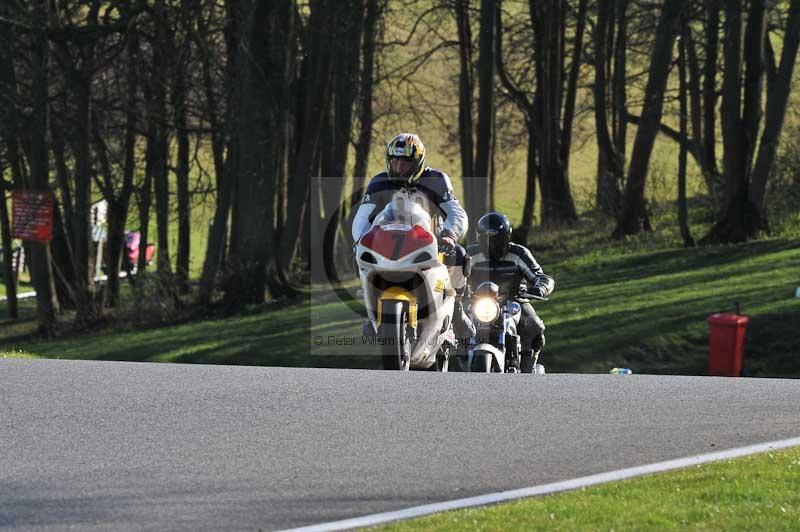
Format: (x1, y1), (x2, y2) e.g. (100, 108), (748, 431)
(12, 190), (54, 242)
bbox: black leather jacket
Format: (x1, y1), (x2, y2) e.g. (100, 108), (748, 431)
(467, 243), (555, 298)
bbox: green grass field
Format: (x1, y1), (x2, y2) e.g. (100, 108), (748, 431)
(375, 446), (800, 531)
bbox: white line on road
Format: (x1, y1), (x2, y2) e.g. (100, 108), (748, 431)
(280, 436), (800, 532)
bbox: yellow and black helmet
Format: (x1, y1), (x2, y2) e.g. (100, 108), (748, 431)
(386, 133), (426, 179)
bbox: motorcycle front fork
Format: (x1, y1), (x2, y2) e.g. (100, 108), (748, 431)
(506, 332), (521, 373)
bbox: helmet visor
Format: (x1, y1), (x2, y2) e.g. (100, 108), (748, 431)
(478, 232), (508, 261)
(389, 157), (417, 178)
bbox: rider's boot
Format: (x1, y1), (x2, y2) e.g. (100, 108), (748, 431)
(520, 350), (534, 373)
(532, 332), (545, 354)
(520, 333), (545, 374)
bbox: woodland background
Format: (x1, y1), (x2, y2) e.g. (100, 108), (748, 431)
(1, 0), (800, 341)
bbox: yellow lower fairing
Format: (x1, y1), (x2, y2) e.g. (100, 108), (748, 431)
(377, 286), (418, 327)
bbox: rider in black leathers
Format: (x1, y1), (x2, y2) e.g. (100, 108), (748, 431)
(468, 212), (554, 373)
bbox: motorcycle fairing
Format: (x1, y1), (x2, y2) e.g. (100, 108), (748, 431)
(356, 193), (455, 369)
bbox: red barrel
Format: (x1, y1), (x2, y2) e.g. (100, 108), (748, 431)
(707, 313), (750, 377)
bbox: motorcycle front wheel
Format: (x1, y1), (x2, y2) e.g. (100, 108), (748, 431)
(472, 350), (493, 373)
(377, 300), (411, 371)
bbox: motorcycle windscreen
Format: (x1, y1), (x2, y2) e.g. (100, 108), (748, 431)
(470, 261), (523, 297)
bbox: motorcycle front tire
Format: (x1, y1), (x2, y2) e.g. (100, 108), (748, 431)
(472, 351), (493, 373)
(377, 300), (410, 371)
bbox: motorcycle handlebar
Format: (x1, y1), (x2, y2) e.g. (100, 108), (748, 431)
(436, 239), (457, 257)
(518, 293), (548, 301)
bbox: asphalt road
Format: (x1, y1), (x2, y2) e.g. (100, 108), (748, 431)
(1, 359), (799, 531)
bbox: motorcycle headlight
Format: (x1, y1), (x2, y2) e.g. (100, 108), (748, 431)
(473, 297), (500, 324)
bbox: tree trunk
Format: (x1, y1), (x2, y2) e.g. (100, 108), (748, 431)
(47, 110), (78, 308)
(138, 147), (154, 271)
(74, 76), (94, 316)
(0, 170), (17, 319)
(703, 0), (721, 195)
(685, 25), (713, 196)
(28, 0), (59, 334)
(233, 0), (293, 306)
(46, 92), (75, 307)
(613, 0), (684, 238)
(559, 0), (587, 162)
(104, 204), (125, 303)
(0, 8), (19, 318)
(350, 0), (380, 213)
(63, 16), (99, 324)
(455, 0), (475, 185)
(678, 18), (694, 247)
(200, 142), (236, 304)
(234, 1), (272, 304)
(612, 0), (628, 163)
(281, 0), (336, 277)
(153, 2), (172, 274)
(105, 22), (139, 307)
(325, 0), (362, 274)
(199, 0), (239, 305)
(703, 0), (767, 243)
(594, 0), (623, 215)
(471, 0), (495, 223)
(153, 129), (171, 275)
(532, 0), (577, 226)
(322, 0), (361, 234)
(748, 0), (800, 217)
(330, 0), (362, 182)
(50, 115), (74, 242)
(175, 44), (191, 293)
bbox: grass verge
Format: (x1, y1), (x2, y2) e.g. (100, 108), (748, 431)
(1, 234), (798, 377)
(376, 446), (800, 531)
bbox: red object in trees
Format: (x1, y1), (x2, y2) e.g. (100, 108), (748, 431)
(12, 190), (54, 242)
(707, 313), (750, 377)
(124, 231), (155, 266)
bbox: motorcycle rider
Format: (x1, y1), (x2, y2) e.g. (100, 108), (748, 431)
(351, 133), (475, 342)
(468, 212), (554, 373)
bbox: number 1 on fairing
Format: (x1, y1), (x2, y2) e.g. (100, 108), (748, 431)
(391, 233), (405, 260)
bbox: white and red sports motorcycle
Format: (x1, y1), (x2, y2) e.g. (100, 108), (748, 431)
(355, 194), (456, 371)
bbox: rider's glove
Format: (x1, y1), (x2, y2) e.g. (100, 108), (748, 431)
(529, 283), (547, 299)
(518, 282), (528, 297)
(438, 233), (457, 256)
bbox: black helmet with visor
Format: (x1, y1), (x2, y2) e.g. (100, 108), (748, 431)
(476, 212), (512, 261)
